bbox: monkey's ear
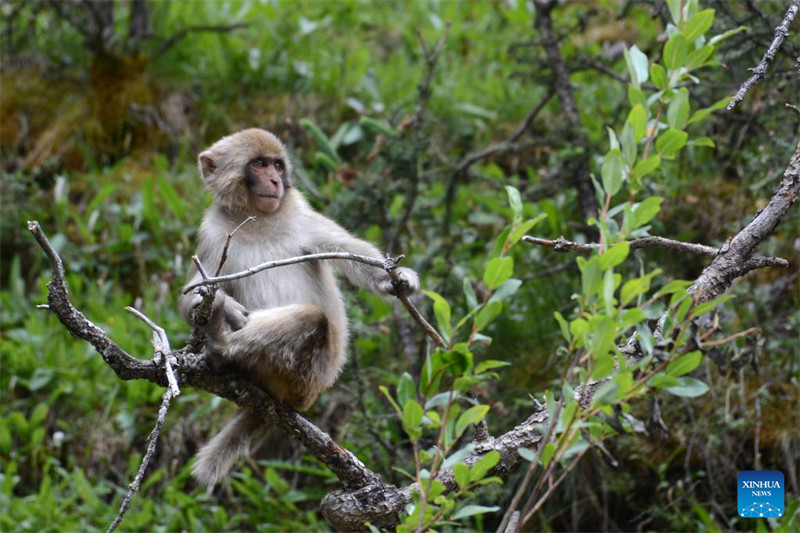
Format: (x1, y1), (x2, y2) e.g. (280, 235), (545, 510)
(198, 151), (217, 181)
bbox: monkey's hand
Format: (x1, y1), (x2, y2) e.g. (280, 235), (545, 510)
(382, 267), (420, 297)
(223, 295), (250, 331)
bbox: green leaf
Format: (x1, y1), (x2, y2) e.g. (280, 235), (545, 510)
(650, 63), (668, 90)
(490, 227), (511, 258)
(620, 269), (662, 306)
(691, 294), (734, 318)
(664, 376), (710, 398)
(666, 351), (703, 377)
(667, 0), (682, 24)
(554, 311), (571, 342)
(655, 129), (688, 157)
(708, 26), (747, 46)
(539, 442), (556, 467)
(628, 85), (647, 109)
(601, 149), (624, 196)
(359, 116), (397, 137)
(688, 137), (715, 148)
(664, 34), (688, 70)
(631, 196), (663, 229)
(599, 242), (630, 270)
(300, 118), (341, 163)
(591, 380), (620, 408)
(666, 88), (690, 129)
(451, 505), (501, 520)
(454, 463), (470, 489)
(649, 373), (681, 389)
(443, 443), (476, 468)
(469, 450), (500, 481)
(505, 186), (524, 225)
(655, 279), (692, 298)
(455, 405), (490, 439)
(624, 45), (650, 87)
(424, 290), (453, 342)
(687, 96), (731, 125)
(578, 256), (603, 298)
(621, 124), (637, 165)
(397, 372), (416, 408)
(488, 278), (522, 303)
(683, 10), (715, 42)
(314, 152), (339, 172)
(483, 256), (514, 290)
(632, 155), (661, 181)
(380, 385), (402, 415)
(606, 127), (620, 151)
(463, 278), (479, 310)
(474, 360), (511, 374)
(686, 45), (715, 70)
(591, 350), (616, 380)
(507, 214), (546, 248)
(402, 400), (424, 433)
(156, 176), (185, 219)
(627, 104), (648, 141)
(518, 447), (537, 462)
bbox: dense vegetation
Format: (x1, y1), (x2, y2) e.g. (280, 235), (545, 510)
(1, 1), (798, 531)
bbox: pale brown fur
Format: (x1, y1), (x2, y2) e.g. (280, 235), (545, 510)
(181, 128), (419, 486)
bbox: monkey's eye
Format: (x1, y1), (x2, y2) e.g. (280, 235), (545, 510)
(251, 158), (266, 168)
(274, 159), (284, 171)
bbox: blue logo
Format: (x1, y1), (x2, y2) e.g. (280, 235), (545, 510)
(738, 471), (784, 518)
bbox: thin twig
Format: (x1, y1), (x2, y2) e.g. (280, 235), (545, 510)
(125, 306), (180, 397)
(522, 235), (789, 270)
(156, 23), (248, 56)
(184, 252), (386, 293)
(727, 0), (800, 110)
(216, 216), (256, 276)
(453, 89), (556, 175)
(702, 327), (761, 348)
(107, 389), (174, 533)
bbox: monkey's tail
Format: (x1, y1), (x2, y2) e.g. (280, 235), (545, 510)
(192, 411), (262, 487)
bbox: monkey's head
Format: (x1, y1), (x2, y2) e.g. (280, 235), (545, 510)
(198, 128), (294, 214)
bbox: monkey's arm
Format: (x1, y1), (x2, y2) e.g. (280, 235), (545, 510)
(180, 269), (249, 331)
(307, 213), (420, 297)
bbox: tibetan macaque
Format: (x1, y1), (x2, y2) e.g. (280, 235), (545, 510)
(181, 128), (419, 486)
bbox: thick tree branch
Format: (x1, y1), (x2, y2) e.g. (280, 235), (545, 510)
(28, 221), (158, 381)
(690, 138), (800, 301)
(727, 0), (800, 110)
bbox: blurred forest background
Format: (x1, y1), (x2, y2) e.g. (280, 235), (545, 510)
(1, 0), (798, 531)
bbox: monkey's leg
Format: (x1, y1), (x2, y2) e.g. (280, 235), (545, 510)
(192, 411), (262, 487)
(223, 303), (332, 410)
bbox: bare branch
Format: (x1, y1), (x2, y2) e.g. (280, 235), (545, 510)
(533, 0), (596, 220)
(453, 89), (556, 175)
(728, 0), (800, 110)
(27, 221), (156, 381)
(107, 389), (174, 533)
(156, 23), (248, 57)
(387, 25), (450, 254)
(216, 216), (256, 276)
(691, 138), (800, 302)
(184, 251), (386, 293)
(522, 235), (789, 271)
(125, 306), (180, 397)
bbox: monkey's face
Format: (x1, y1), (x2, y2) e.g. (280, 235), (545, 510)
(245, 156), (287, 214)
(198, 129), (294, 215)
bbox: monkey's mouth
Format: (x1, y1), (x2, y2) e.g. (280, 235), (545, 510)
(255, 193), (279, 199)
